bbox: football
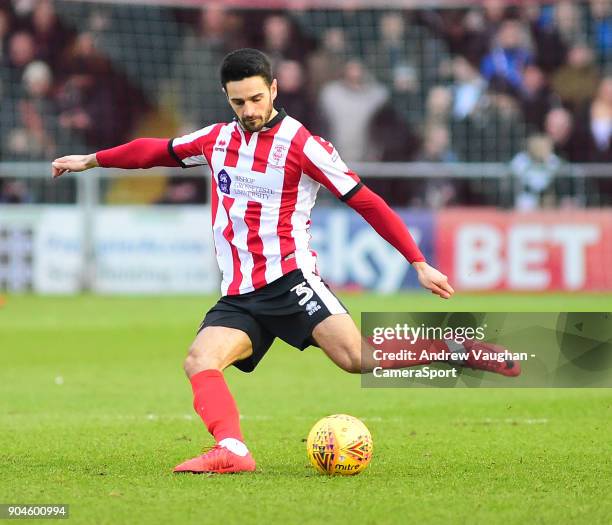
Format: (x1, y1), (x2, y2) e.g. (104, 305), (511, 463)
(306, 414), (373, 476)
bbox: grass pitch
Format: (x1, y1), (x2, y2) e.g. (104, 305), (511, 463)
(1, 293), (611, 525)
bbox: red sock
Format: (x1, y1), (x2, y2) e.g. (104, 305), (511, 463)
(190, 369), (244, 443)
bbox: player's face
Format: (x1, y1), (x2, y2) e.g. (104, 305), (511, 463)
(224, 76), (277, 132)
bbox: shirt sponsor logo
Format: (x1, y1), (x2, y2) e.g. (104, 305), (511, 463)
(233, 175), (273, 200)
(218, 169), (232, 194)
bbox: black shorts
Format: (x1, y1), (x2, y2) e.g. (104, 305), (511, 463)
(198, 269), (348, 373)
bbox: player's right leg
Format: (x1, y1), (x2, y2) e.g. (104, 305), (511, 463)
(311, 313), (432, 373)
(183, 325), (253, 374)
(174, 326), (257, 474)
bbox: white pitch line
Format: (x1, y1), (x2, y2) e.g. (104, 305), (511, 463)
(463, 417), (549, 425)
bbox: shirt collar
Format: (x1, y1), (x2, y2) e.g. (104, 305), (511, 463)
(262, 108), (286, 130)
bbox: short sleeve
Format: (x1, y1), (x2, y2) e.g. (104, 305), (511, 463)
(301, 135), (361, 200)
(168, 124), (221, 168)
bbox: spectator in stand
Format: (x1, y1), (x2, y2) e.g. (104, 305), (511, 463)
(588, 72), (612, 200)
(421, 8), (490, 67)
(57, 32), (138, 150)
(1, 30), (36, 155)
(275, 60), (311, 128)
(367, 12), (415, 123)
(450, 56), (486, 120)
(0, 5), (13, 62)
(4, 31), (36, 99)
(589, 0), (612, 64)
(483, 0), (509, 31)
(416, 124), (460, 209)
(417, 123), (458, 163)
(366, 12), (419, 96)
(366, 11), (450, 123)
(195, 4), (238, 51)
(58, 31), (111, 80)
(0, 5), (12, 118)
(57, 33), (110, 149)
(586, 76), (612, 161)
(551, 42), (601, 113)
(0, 7), (12, 156)
(6, 61), (58, 159)
(368, 102), (420, 162)
(525, 1), (567, 73)
(458, 9), (492, 66)
(261, 14), (305, 70)
(305, 27), (347, 105)
(319, 59), (388, 162)
(554, 0), (587, 46)
(174, 5), (245, 126)
(424, 85), (453, 127)
(30, 0), (73, 69)
(452, 86), (526, 162)
(544, 107), (586, 162)
(480, 19), (533, 95)
(441, 0), (511, 54)
(510, 134), (563, 210)
(367, 102), (421, 205)
(520, 64), (558, 131)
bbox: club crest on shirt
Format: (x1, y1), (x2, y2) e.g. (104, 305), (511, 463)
(270, 144), (287, 166)
(218, 169), (232, 194)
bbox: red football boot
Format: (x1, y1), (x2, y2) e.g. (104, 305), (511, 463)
(459, 340), (521, 377)
(173, 445), (256, 474)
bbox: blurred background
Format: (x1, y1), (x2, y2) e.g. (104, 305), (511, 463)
(0, 0), (611, 295)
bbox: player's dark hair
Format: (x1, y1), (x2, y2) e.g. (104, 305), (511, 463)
(220, 48), (273, 89)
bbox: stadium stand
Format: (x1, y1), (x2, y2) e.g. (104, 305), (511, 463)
(0, 0), (610, 205)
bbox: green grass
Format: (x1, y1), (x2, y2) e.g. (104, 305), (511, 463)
(1, 293), (611, 525)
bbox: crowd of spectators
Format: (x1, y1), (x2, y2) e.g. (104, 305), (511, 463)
(169, 1), (611, 167)
(0, 0), (146, 163)
(1, 0), (611, 206)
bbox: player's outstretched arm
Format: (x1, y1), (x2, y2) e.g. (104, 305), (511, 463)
(299, 134), (454, 299)
(51, 138), (180, 179)
(345, 185), (454, 299)
(52, 154), (98, 178)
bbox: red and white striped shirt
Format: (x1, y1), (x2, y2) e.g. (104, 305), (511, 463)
(169, 110), (361, 296)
